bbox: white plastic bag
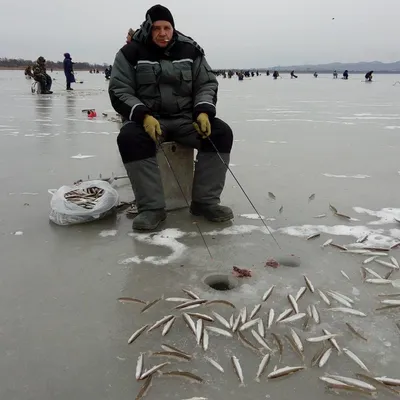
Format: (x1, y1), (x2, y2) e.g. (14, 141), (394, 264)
(49, 180), (119, 226)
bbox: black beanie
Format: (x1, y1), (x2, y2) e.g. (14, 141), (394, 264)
(145, 4), (175, 28)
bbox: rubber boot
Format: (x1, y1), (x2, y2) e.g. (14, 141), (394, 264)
(190, 152), (233, 222)
(124, 158), (166, 231)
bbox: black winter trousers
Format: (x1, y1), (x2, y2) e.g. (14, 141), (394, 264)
(117, 116), (233, 164)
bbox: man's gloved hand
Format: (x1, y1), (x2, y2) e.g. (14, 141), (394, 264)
(193, 113), (211, 138)
(143, 114), (162, 142)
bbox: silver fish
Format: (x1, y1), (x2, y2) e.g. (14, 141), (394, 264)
(329, 308), (367, 317)
(212, 311), (231, 330)
(276, 308), (293, 323)
(322, 239), (333, 247)
(140, 362), (170, 380)
(231, 356), (245, 386)
(329, 290), (354, 304)
(330, 243), (348, 251)
(151, 351), (191, 362)
(306, 333), (340, 343)
(255, 354), (270, 382)
(311, 345), (326, 367)
(317, 289), (331, 306)
(206, 326), (233, 338)
(267, 366), (305, 379)
(374, 377), (400, 386)
(240, 307), (247, 324)
(322, 328), (341, 354)
(257, 318), (265, 338)
(136, 353), (144, 380)
(251, 329), (273, 351)
(147, 315), (174, 333)
(271, 333), (283, 361)
(303, 275), (315, 293)
(166, 297), (191, 302)
(128, 324), (149, 344)
(162, 316), (176, 336)
(279, 205), (283, 213)
(362, 252), (389, 257)
(356, 374), (400, 397)
(196, 319), (203, 345)
(262, 285), (275, 302)
(136, 375), (153, 399)
(311, 305), (321, 324)
(161, 344), (191, 357)
(204, 356), (224, 373)
(182, 313), (197, 335)
(187, 312), (214, 322)
(240, 318), (261, 332)
(381, 299), (400, 305)
(232, 314), (242, 333)
(290, 328), (304, 353)
(285, 334), (304, 361)
(362, 256), (378, 265)
(249, 304), (262, 320)
(365, 278), (392, 285)
(279, 313), (306, 324)
(307, 233), (320, 240)
(345, 323), (367, 341)
(202, 328), (209, 351)
(238, 331), (261, 354)
(357, 234), (369, 243)
(295, 287), (307, 302)
(306, 305), (312, 318)
(375, 259), (398, 269)
(161, 371), (203, 383)
(141, 298), (161, 313)
(229, 314), (234, 328)
(326, 291), (353, 308)
(182, 288), (200, 300)
(314, 214), (327, 218)
(175, 299), (207, 310)
(326, 375), (376, 392)
(309, 193), (316, 201)
(268, 192), (276, 200)
(343, 348), (369, 372)
(288, 295), (299, 314)
(329, 204), (338, 213)
(390, 256), (400, 269)
(318, 347), (333, 368)
(363, 267), (383, 279)
(267, 308), (275, 328)
(341, 270), (350, 280)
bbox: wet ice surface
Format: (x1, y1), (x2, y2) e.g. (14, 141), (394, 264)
(2, 71), (400, 399)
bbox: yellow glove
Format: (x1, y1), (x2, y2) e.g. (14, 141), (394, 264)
(143, 115), (162, 142)
(193, 113), (211, 138)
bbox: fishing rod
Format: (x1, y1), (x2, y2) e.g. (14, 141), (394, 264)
(206, 136), (282, 250)
(156, 139), (213, 259)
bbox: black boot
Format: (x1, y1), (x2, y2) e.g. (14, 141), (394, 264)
(132, 209), (167, 231)
(190, 202), (233, 222)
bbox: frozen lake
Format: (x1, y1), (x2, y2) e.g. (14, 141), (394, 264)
(1, 69), (400, 399)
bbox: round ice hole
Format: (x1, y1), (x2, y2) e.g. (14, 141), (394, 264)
(204, 274), (238, 291)
(275, 254), (301, 268)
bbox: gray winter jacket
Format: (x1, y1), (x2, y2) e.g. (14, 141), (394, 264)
(108, 23), (218, 123)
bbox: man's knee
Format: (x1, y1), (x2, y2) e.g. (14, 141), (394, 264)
(117, 122), (156, 163)
(202, 118), (233, 153)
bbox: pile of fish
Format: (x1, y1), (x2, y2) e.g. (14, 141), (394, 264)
(119, 278), (400, 400)
(64, 186), (105, 209)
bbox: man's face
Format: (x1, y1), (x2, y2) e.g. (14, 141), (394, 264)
(151, 21), (173, 48)
(126, 32), (132, 43)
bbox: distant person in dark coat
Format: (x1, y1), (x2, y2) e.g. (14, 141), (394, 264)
(63, 53), (75, 90)
(343, 70), (349, 80)
(365, 71), (373, 82)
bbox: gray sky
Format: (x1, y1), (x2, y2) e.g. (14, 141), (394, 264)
(1, 0), (399, 68)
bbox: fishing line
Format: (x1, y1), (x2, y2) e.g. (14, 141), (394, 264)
(206, 136), (282, 250)
(156, 139), (213, 259)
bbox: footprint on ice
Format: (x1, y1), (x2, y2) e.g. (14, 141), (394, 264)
(71, 154), (95, 159)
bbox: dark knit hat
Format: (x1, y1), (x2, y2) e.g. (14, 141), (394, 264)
(145, 4), (175, 28)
